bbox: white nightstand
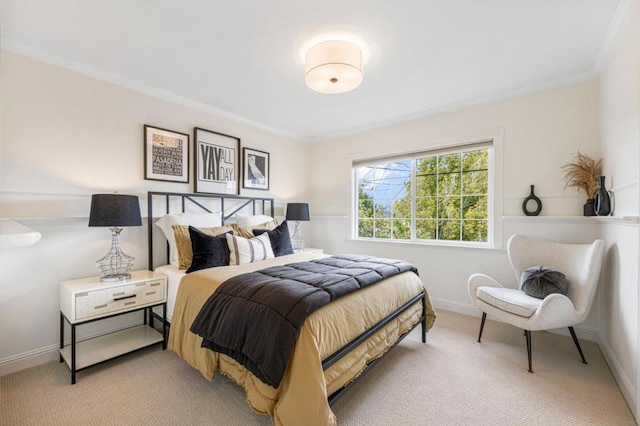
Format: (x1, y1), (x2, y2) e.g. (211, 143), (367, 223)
(59, 270), (167, 384)
(302, 247), (323, 254)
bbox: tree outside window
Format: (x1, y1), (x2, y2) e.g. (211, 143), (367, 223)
(356, 147), (489, 243)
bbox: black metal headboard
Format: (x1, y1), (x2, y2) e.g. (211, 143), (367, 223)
(147, 191), (275, 270)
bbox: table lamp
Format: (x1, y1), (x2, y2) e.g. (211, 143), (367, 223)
(89, 194), (142, 282)
(286, 202), (310, 252)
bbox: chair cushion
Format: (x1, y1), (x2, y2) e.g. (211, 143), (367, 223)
(520, 266), (569, 299)
(476, 286), (542, 318)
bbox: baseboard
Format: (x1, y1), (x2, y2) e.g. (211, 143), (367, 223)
(0, 320), (142, 377)
(598, 333), (638, 421)
(430, 297), (600, 342)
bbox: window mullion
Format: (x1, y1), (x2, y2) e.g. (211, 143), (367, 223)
(411, 160), (416, 240)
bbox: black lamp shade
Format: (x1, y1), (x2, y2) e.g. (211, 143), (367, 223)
(89, 194), (142, 227)
(286, 203), (310, 221)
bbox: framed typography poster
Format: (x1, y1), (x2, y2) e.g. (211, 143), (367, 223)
(144, 125), (189, 183)
(194, 127), (239, 194)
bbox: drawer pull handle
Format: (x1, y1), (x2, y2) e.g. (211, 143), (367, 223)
(94, 304), (107, 310)
(145, 291), (156, 296)
(124, 301), (136, 306)
(150, 282), (161, 287)
(113, 294), (136, 302)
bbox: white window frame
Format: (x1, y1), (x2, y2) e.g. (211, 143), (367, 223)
(350, 129), (504, 248)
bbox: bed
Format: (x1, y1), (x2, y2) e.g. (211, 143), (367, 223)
(147, 191), (436, 426)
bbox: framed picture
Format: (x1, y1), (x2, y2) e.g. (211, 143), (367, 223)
(144, 125), (189, 183)
(194, 127), (239, 194)
(242, 148), (270, 190)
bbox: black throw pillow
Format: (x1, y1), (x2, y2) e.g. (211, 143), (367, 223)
(520, 266), (569, 299)
(253, 221), (294, 257)
(186, 226), (231, 273)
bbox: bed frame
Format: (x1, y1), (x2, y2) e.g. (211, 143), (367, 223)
(147, 191), (427, 406)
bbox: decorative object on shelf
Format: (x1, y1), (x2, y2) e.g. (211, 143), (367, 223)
(242, 147), (270, 190)
(286, 203), (310, 252)
(0, 219), (41, 248)
(594, 176), (612, 216)
(522, 185), (542, 216)
(561, 152), (602, 217)
(304, 39), (363, 94)
(144, 125), (189, 183)
(89, 194), (142, 282)
(583, 199), (596, 217)
(194, 127), (239, 195)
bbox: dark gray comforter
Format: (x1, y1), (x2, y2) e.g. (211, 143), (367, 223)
(189, 254), (418, 388)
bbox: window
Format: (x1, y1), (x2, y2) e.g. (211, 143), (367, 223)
(354, 142), (493, 245)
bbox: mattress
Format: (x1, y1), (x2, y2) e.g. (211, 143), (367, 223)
(153, 264), (185, 322)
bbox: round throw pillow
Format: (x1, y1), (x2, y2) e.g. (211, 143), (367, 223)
(520, 266), (569, 299)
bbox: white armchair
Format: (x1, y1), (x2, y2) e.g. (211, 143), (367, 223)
(468, 235), (604, 373)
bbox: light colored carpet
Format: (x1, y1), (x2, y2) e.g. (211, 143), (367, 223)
(1, 310), (635, 425)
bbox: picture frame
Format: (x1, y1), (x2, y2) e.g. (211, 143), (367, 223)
(242, 148), (270, 191)
(194, 127), (240, 194)
(144, 125), (189, 183)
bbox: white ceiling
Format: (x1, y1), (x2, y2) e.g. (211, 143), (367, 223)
(1, 1), (627, 142)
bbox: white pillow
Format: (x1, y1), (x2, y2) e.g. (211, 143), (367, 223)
(226, 233), (274, 265)
(235, 214), (275, 228)
(155, 211), (222, 266)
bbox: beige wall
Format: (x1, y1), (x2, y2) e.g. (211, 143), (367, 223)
(599, 3), (640, 419)
(0, 50), (311, 374)
(308, 79), (603, 324)
(310, 80), (601, 217)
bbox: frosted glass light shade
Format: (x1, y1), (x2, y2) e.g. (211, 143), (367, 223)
(305, 40), (363, 94)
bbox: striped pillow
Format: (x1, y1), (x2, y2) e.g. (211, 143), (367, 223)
(226, 233), (275, 265)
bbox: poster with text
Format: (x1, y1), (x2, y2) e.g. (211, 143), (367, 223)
(144, 125), (189, 183)
(194, 127), (239, 194)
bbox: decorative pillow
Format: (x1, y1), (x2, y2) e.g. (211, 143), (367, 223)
(226, 233), (274, 265)
(520, 266), (569, 299)
(230, 220), (278, 239)
(235, 214), (276, 228)
(155, 211), (222, 266)
(253, 221), (294, 257)
(186, 226), (231, 273)
(173, 224), (234, 269)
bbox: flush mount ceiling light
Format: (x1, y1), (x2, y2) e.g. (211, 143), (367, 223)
(304, 39), (364, 94)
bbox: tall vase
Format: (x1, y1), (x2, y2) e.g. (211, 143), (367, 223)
(594, 176), (611, 216)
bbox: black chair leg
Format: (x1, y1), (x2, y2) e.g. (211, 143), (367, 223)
(525, 330), (533, 373)
(568, 327), (588, 364)
(477, 312), (487, 342)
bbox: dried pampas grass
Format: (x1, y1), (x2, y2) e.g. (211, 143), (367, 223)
(561, 152), (602, 198)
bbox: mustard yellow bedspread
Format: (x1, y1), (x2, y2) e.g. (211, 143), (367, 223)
(168, 252), (436, 426)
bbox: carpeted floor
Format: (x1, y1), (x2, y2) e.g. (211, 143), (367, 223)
(1, 310), (635, 425)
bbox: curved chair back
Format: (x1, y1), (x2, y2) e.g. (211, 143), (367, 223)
(507, 235), (604, 320)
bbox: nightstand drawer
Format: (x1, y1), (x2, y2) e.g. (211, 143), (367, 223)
(75, 279), (166, 320)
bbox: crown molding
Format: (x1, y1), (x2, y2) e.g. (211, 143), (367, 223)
(307, 71), (597, 143)
(593, 0), (639, 74)
(0, 40), (305, 142)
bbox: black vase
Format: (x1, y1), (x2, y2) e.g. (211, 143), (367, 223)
(522, 185), (542, 216)
(595, 176), (611, 216)
(584, 199), (596, 216)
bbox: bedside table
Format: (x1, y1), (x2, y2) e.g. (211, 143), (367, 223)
(59, 270), (167, 384)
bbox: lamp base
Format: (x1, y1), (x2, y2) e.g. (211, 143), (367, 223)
(291, 221), (305, 253)
(96, 227), (134, 283)
(99, 273), (132, 283)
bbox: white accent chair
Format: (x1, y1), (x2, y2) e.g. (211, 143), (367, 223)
(468, 235), (604, 373)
